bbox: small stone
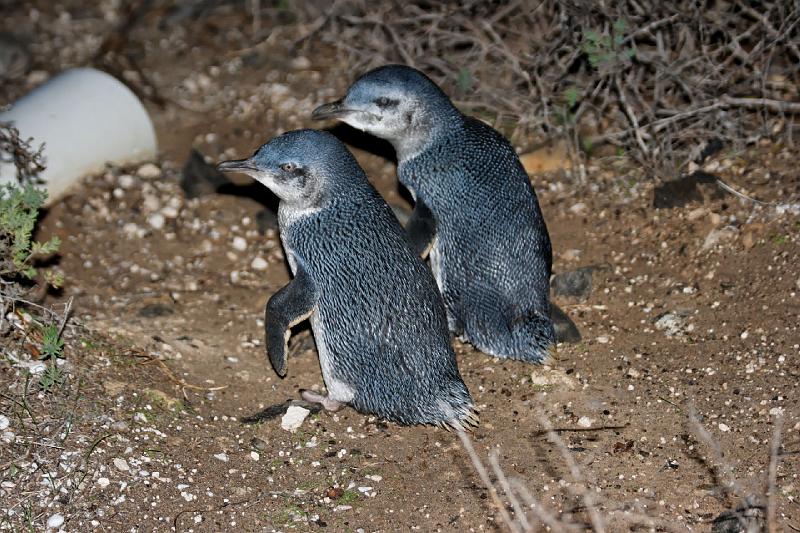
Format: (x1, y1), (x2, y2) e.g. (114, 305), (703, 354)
(290, 56), (311, 70)
(148, 213), (165, 230)
(250, 451), (260, 461)
(118, 174), (135, 189)
(250, 437), (267, 451)
(111, 420), (129, 432)
(113, 458), (130, 472)
(687, 207), (707, 221)
(122, 222), (141, 238)
(137, 163), (162, 179)
(251, 257), (268, 271)
(161, 206), (179, 219)
(569, 202), (587, 215)
(214, 452), (229, 462)
(702, 226), (738, 250)
(142, 194), (160, 212)
(47, 514), (64, 529)
(577, 416), (594, 428)
(655, 313), (685, 336)
(97, 477), (110, 488)
(281, 405), (310, 432)
(232, 236), (247, 251)
(718, 423), (730, 432)
(0, 415), (8, 430)
(596, 335), (609, 344)
(551, 267), (595, 300)
(561, 249), (582, 262)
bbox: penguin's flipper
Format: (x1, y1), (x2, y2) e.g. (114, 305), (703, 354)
(265, 264), (318, 377)
(405, 198), (436, 259)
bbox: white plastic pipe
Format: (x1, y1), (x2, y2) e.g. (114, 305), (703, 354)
(0, 68), (158, 203)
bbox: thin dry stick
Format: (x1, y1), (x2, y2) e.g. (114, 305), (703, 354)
(489, 450), (532, 532)
(767, 415), (784, 533)
(687, 406), (746, 499)
(538, 416), (606, 533)
(509, 478), (574, 532)
(457, 429), (522, 533)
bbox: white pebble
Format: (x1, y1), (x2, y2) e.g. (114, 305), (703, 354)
(214, 453), (229, 462)
(118, 174), (135, 189)
(251, 257), (268, 271)
(137, 163), (162, 179)
(113, 458), (130, 471)
(232, 236), (247, 251)
(47, 514), (64, 529)
(97, 477), (110, 488)
(718, 423), (731, 432)
(281, 405), (310, 432)
(577, 416), (594, 428)
(0, 415), (9, 430)
(148, 213), (165, 230)
(250, 451), (260, 461)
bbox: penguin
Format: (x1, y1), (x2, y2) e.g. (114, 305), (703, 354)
(312, 65), (556, 363)
(217, 129), (477, 428)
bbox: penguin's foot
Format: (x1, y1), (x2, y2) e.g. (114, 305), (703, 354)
(301, 390), (344, 412)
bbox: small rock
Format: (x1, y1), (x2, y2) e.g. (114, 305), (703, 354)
(718, 423), (730, 432)
(577, 416), (594, 428)
(686, 207), (707, 221)
(111, 420), (129, 432)
(97, 477), (110, 488)
(655, 313), (686, 336)
(281, 405), (310, 432)
(137, 162), (162, 179)
(46, 514), (64, 529)
(251, 257), (268, 270)
(569, 202), (587, 215)
(214, 452), (229, 462)
(137, 303), (173, 318)
(551, 267), (596, 300)
(122, 222), (142, 238)
(596, 335), (609, 344)
(0, 415), (8, 430)
(118, 174), (135, 189)
(113, 458), (130, 472)
(290, 56), (311, 70)
(702, 226), (738, 250)
(161, 206), (179, 219)
(232, 236), (247, 251)
(250, 451), (260, 461)
(143, 194), (160, 212)
(147, 212), (165, 230)
(561, 249), (582, 262)
(250, 437), (267, 451)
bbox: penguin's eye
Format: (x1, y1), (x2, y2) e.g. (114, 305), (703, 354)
(374, 97), (398, 108)
(280, 163), (295, 172)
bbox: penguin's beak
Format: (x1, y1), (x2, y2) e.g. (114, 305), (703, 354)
(217, 157), (257, 175)
(311, 99), (351, 120)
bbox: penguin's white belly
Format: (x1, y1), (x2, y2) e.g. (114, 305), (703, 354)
(309, 313), (355, 403)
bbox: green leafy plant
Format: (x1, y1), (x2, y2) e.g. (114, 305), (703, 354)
(0, 183), (62, 285)
(38, 364), (64, 393)
(582, 19), (635, 70)
(41, 323), (64, 359)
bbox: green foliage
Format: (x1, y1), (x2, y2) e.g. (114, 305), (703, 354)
(41, 323), (64, 359)
(38, 364), (64, 393)
(582, 19), (635, 70)
(337, 490), (359, 504)
(0, 183), (61, 285)
(456, 68), (473, 94)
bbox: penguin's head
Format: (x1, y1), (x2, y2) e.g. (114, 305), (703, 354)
(312, 65), (460, 154)
(217, 129), (353, 208)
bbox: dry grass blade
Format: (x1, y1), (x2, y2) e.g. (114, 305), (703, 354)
(767, 415), (783, 533)
(488, 449), (532, 532)
(456, 429), (522, 533)
(537, 416), (606, 533)
(131, 351), (228, 392)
